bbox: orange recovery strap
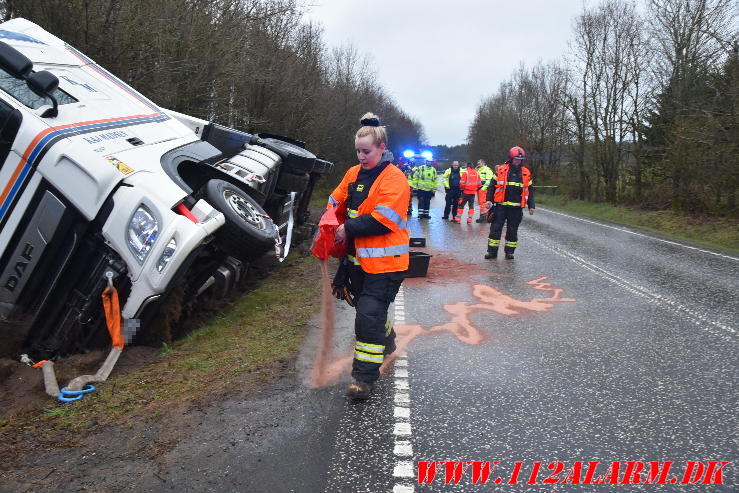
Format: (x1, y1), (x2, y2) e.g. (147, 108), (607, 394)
(102, 285), (124, 350)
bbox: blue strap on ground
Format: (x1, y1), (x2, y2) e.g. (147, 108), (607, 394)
(57, 384), (96, 402)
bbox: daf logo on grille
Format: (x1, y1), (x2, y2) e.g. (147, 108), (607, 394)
(3, 243), (34, 293)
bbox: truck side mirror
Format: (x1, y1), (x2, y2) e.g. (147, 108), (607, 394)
(0, 41), (32, 79)
(27, 70), (59, 95)
(27, 71), (59, 118)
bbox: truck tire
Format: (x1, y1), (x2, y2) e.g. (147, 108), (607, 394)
(312, 158), (335, 175)
(203, 179), (277, 258)
(275, 171), (309, 193)
(257, 135), (316, 174)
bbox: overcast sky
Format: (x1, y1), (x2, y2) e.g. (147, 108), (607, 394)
(305, 0), (588, 146)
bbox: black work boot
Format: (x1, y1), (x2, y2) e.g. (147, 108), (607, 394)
(475, 217), (486, 223)
(484, 249), (497, 260)
(505, 252), (515, 260)
(346, 380), (373, 400)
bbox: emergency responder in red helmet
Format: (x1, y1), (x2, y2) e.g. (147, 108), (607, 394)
(328, 112), (410, 400)
(484, 146), (535, 259)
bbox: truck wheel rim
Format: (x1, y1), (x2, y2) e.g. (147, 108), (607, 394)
(223, 189), (266, 230)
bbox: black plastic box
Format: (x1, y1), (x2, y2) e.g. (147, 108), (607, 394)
(405, 251), (432, 278)
(409, 237), (426, 247)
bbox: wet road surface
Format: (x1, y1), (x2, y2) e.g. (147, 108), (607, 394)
(74, 191), (736, 492)
(318, 191), (737, 492)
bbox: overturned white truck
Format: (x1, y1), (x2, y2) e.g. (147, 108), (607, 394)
(0, 19), (333, 359)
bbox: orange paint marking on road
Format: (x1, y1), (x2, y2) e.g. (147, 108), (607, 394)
(309, 277), (576, 388)
(527, 276), (577, 302)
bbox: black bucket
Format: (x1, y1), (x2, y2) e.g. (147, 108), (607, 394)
(405, 251), (432, 278)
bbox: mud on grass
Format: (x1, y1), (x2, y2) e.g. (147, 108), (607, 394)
(0, 251), (322, 466)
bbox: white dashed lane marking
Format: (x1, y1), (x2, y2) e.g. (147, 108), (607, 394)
(393, 461), (415, 478)
(394, 440), (413, 457)
(392, 286), (414, 492)
(394, 406), (410, 419)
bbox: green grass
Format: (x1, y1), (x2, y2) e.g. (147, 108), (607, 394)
(310, 183), (334, 208)
(4, 253), (322, 434)
(537, 194), (739, 254)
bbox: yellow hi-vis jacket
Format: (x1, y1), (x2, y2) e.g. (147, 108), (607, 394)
(412, 164), (438, 192)
(478, 165), (495, 191)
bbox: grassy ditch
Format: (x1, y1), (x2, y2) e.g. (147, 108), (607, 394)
(2, 252), (322, 435)
(536, 193), (739, 254)
(310, 181), (336, 208)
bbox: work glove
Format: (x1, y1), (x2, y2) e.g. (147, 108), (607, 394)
(486, 203), (496, 223)
(331, 258), (356, 307)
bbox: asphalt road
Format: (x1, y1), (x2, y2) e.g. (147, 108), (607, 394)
(47, 191), (734, 492)
(318, 191), (738, 492)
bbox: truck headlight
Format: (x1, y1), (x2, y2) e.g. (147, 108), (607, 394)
(157, 238), (177, 272)
(127, 205), (159, 262)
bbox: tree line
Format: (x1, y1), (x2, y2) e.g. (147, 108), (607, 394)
(0, 0), (425, 178)
(468, 0), (737, 216)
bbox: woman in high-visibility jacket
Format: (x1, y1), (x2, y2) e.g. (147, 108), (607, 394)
(484, 146), (535, 259)
(329, 112), (410, 400)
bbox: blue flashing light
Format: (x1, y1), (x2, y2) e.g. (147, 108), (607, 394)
(421, 150), (433, 161)
(403, 150), (415, 159)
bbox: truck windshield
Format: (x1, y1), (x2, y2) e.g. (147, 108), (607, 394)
(0, 68), (77, 110)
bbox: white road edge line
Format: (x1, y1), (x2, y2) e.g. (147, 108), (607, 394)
(540, 207), (738, 261)
(392, 286), (414, 492)
(530, 236), (736, 341)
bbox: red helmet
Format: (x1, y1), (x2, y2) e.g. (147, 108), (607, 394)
(509, 146), (526, 160)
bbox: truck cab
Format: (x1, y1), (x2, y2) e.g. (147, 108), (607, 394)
(0, 19), (332, 359)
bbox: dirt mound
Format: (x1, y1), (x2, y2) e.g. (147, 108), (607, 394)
(0, 346), (159, 420)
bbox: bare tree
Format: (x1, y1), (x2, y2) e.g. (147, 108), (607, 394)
(647, 0), (738, 211)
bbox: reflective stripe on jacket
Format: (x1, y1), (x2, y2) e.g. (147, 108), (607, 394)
(459, 168), (482, 194)
(329, 164), (410, 273)
(491, 163), (532, 207)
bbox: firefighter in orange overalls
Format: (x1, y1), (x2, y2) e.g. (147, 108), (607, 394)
(454, 162), (482, 223)
(475, 159), (495, 223)
(484, 146), (536, 259)
(329, 112), (410, 400)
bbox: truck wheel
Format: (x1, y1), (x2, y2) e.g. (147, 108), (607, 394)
(276, 171), (309, 193)
(204, 179), (277, 258)
(312, 158), (335, 175)
(257, 135), (316, 174)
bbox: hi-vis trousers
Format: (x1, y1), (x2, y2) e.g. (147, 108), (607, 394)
(477, 189), (489, 214)
(348, 265), (403, 383)
(488, 205), (523, 253)
(455, 193), (476, 223)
